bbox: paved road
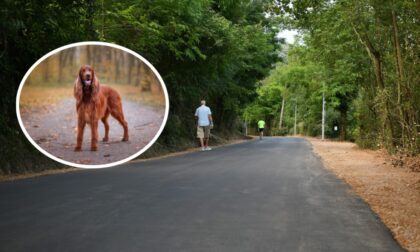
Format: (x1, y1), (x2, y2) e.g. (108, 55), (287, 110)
(0, 138), (402, 251)
(21, 98), (165, 165)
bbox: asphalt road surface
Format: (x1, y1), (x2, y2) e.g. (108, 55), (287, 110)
(0, 138), (403, 252)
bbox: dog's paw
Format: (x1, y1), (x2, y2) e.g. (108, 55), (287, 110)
(102, 137), (109, 142)
(91, 146), (98, 151)
(122, 137), (129, 142)
(74, 147), (82, 152)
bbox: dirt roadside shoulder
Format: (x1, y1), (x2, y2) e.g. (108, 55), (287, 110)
(307, 137), (420, 251)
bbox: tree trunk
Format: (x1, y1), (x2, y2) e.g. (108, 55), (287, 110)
(135, 61), (141, 87)
(392, 11), (404, 79)
(391, 9), (410, 148)
(352, 23), (396, 146)
(139, 63), (151, 91)
(86, 45), (91, 63)
(279, 96), (285, 128)
(114, 50), (120, 82)
(416, 0), (420, 18)
(43, 57), (49, 82)
(339, 109), (347, 141)
(58, 51), (68, 83)
(127, 56), (133, 85)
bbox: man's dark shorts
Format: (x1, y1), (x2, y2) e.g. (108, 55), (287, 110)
(258, 128), (264, 132)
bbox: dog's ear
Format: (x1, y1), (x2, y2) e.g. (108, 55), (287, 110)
(79, 67), (84, 83)
(91, 68), (100, 99)
(91, 67), (95, 85)
(74, 69), (83, 102)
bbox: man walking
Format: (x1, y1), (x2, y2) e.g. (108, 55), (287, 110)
(258, 119), (265, 140)
(195, 100), (213, 151)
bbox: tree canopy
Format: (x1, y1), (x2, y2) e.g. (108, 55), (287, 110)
(1, 0), (281, 173)
(1, 0), (418, 174)
(246, 0), (419, 154)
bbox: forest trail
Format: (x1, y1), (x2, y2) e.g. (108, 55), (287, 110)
(21, 98), (164, 165)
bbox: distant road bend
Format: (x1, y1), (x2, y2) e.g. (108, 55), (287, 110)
(0, 137), (402, 251)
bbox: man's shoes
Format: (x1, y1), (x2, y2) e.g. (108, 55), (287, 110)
(205, 147), (212, 151)
(201, 147), (206, 151)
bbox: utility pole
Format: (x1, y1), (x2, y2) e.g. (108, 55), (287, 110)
(294, 100), (297, 135)
(322, 90), (325, 140)
(279, 96), (285, 129)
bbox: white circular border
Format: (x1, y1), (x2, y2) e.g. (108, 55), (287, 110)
(16, 41), (169, 169)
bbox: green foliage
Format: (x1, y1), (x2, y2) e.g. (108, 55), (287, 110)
(1, 0), (97, 174)
(99, 0), (280, 144)
(247, 0), (419, 154)
(1, 0), (280, 173)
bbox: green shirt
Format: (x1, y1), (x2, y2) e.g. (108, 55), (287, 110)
(258, 120), (265, 129)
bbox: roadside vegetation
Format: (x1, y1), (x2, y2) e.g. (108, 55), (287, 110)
(1, 0), (418, 173)
(1, 0), (280, 173)
(245, 0), (419, 155)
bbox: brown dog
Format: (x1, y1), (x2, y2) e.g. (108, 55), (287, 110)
(74, 65), (128, 151)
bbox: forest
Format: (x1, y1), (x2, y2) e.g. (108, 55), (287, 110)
(1, 0), (280, 173)
(27, 45), (162, 95)
(245, 0), (420, 154)
(0, 0), (419, 173)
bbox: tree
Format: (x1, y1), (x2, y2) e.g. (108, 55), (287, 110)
(253, 0), (419, 153)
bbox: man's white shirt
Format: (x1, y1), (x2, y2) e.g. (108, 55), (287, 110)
(195, 105), (212, 126)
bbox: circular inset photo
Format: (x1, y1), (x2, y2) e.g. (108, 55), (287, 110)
(16, 42), (169, 168)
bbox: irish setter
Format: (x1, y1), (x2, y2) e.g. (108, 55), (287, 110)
(74, 65), (129, 151)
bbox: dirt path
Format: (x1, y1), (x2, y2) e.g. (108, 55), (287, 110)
(308, 138), (420, 251)
(21, 99), (165, 165)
